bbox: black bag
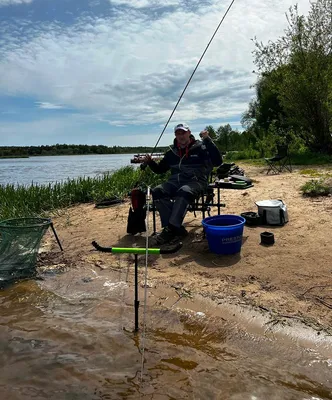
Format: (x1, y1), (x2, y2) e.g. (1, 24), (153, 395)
(126, 188), (147, 235)
(229, 175), (252, 185)
(216, 163), (235, 178)
(127, 207), (147, 234)
(216, 163), (245, 179)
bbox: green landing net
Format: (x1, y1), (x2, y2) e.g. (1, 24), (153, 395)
(0, 217), (52, 286)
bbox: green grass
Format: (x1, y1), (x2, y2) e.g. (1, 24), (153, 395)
(299, 169), (332, 178)
(2, 152), (332, 222)
(0, 166), (168, 221)
(224, 150), (332, 167)
(234, 159), (266, 166)
(299, 168), (321, 176)
(224, 150), (261, 162)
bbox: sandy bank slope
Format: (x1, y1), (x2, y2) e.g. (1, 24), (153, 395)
(44, 165), (332, 333)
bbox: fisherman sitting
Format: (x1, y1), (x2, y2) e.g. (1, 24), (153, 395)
(144, 123), (222, 245)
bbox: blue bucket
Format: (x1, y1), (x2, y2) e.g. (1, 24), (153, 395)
(202, 215), (245, 255)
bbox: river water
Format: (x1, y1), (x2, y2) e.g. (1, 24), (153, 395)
(0, 154), (137, 186)
(1, 262), (332, 400)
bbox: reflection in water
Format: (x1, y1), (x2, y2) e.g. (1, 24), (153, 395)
(0, 265), (332, 399)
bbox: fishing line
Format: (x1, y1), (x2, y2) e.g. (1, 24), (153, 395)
(140, 186), (151, 382)
(148, 0), (237, 157)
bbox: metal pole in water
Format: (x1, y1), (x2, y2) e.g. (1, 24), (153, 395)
(134, 253), (139, 332)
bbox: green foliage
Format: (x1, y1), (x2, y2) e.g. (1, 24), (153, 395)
(300, 178), (331, 196)
(224, 148), (260, 161)
(203, 120), (332, 165)
(0, 166), (168, 221)
(242, 74), (287, 133)
(291, 151), (332, 165)
(205, 125), (217, 139)
(249, 0), (332, 153)
(214, 124), (251, 152)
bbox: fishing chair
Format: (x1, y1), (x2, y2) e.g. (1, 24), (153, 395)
(187, 186), (215, 218)
(265, 145), (292, 175)
(151, 184), (225, 235)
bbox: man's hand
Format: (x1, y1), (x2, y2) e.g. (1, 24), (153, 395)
(199, 130), (209, 139)
(143, 154), (152, 164)
(140, 154), (152, 170)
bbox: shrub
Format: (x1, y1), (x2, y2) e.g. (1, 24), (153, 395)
(300, 179), (331, 197)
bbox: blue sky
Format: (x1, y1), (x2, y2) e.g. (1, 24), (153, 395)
(0, 0), (311, 147)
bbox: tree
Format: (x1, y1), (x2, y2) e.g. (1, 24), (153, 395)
(252, 0), (332, 153)
(241, 73), (287, 132)
(205, 125), (217, 139)
(216, 124), (233, 151)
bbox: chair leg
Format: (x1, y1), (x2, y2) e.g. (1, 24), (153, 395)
(152, 201), (157, 234)
(201, 193), (206, 220)
(266, 162), (279, 175)
(285, 156), (292, 172)
(279, 157), (292, 173)
(217, 187), (221, 215)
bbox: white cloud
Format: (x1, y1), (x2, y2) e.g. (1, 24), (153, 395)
(0, 0), (33, 6)
(35, 102), (65, 109)
(0, 0), (312, 131)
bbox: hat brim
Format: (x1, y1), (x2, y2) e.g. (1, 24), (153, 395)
(174, 127), (190, 133)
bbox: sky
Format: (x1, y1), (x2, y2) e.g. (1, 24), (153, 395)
(0, 0), (312, 147)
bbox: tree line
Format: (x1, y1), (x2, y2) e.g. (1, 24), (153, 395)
(0, 144), (168, 158)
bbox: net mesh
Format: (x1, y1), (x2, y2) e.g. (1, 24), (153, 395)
(0, 217), (51, 286)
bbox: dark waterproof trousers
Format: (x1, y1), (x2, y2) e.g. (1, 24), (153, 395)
(152, 180), (206, 229)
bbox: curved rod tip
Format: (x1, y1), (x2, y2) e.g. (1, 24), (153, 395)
(91, 240), (113, 253)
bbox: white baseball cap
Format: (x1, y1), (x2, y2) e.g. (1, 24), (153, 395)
(174, 123), (190, 133)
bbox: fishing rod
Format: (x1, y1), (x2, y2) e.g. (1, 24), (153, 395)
(141, 0), (237, 170)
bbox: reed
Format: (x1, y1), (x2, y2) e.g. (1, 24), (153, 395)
(0, 166), (168, 221)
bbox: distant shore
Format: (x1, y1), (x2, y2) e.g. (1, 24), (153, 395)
(0, 155), (30, 159)
(0, 144), (168, 159)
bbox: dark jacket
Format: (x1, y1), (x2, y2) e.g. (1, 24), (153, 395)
(148, 136), (222, 185)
